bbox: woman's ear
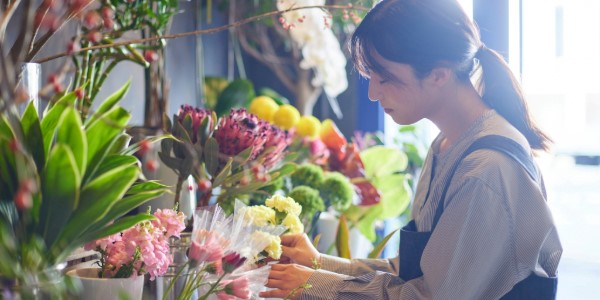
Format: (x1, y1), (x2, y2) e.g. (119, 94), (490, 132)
(427, 67), (453, 87)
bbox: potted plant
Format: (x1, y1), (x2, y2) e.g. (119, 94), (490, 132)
(0, 83), (169, 298)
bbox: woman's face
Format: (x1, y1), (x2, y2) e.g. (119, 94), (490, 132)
(367, 55), (437, 125)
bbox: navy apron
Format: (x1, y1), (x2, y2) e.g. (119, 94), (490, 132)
(399, 135), (558, 299)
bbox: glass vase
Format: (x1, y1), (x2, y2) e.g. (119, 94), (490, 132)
(16, 62), (42, 117)
(0, 263), (67, 300)
(153, 232), (197, 300)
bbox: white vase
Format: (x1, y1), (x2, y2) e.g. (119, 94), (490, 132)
(314, 211), (374, 258)
(17, 62), (42, 116)
(66, 268), (144, 300)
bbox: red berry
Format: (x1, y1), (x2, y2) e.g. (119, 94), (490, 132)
(87, 31), (102, 43)
(144, 51), (159, 63)
(67, 41), (81, 55)
(138, 139), (151, 156)
(145, 159), (158, 171)
(101, 7), (114, 19)
(75, 88), (85, 99)
(240, 176), (249, 186)
(9, 139), (19, 152)
(48, 74), (58, 84)
(83, 11), (101, 29)
(53, 83), (63, 93)
(14, 189), (32, 211)
(20, 179), (37, 193)
(198, 179), (212, 192)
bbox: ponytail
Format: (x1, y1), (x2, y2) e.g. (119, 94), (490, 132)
(474, 46), (552, 151)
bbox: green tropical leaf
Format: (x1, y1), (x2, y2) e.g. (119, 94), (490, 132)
(20, 102), (45, 170)
(55, 107), (87, 175)
(360, 146), (408, 177)
(0, 115), (14, 139)
(40, 91), (77, 157)
(83, 106), (130, 182)
(368, 228), (400, 259)
(372, 174), (411, 220)
(86, 81), (130, 126)
(214, 79), (255, 117)
(335, 215), (351, 259)
(77, 213), (156, 246)
(94, 155), (139, 177)
(38, 144), (81, 248)
(54, 165), (139, 251)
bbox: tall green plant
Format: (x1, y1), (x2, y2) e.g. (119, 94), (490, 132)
(0, 83), (168, 292)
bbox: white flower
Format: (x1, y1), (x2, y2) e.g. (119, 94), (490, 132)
(277, 0), (348, 97)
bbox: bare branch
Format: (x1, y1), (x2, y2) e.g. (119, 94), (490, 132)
(35, 4), (366, 64)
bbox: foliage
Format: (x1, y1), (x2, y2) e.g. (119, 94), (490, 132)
(0, 83), (168, 292)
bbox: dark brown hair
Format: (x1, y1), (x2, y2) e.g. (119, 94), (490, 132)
(351, 0), (552, 151)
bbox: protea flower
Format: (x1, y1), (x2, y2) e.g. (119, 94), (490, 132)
(176, 105), (214, 144)
(214, 108), (268, 160)
(261, 125), (292, 169)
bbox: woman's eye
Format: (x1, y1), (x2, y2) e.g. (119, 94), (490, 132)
(379, 79), (388, 84)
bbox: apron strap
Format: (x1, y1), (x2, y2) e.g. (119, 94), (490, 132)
(431, 135), (540, 230)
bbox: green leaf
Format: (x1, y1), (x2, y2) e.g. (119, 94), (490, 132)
(203, 76), (229, 110)
(368, 228), (400, 259)
(360, 146), (408, 177)
(335, 215), (351, 259)
(0, 140), (17, 198)
(40, 91), (77, 157)
(54, 165), (139, 251)
(83, 106), (130, 182)
(86, 81), (130, 126)
(55, 107), (87, 175)
(204, 137), (219, 176)
(232, 147), (253, 171)
(372, 174), (411, 220)
(38, 144), (81, 247)
(75, 213), (156, 248)
(212, 158), (233, 187)
(214, 79), (255, 117)
(0, 115), (14, 140)
(20, 101), (45, 171)
(94, 155), (139, 177)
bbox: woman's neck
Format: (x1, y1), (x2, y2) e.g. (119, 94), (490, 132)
(431, 83), (489, 153)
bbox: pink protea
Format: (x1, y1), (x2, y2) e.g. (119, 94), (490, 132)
(261, 125), (293, 169)
(214, 108), (268, 160)
(176, 105), (214, 144)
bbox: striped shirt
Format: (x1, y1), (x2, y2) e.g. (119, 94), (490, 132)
(303, 110), (562, 299)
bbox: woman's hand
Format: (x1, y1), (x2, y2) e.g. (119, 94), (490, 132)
(260, 263), (315, 299)
(280, 233), (321, 268)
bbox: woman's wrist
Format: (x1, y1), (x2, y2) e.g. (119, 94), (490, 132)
(311, 255), (322, 270)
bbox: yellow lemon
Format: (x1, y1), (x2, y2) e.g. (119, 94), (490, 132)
(272, 104), (301, 130)
(295, 115), (322, 139)
(249, 96), (279, 122)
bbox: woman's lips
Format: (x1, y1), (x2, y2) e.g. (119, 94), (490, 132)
(384, 108), (394, 113)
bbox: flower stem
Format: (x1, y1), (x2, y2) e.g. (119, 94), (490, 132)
(174, 176), (185, 207)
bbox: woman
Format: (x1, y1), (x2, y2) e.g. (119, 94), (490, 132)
(259, 0), (562, 299)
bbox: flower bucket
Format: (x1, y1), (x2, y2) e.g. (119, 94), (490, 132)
(66, 268), (144, 300)
(154, 232), (198, 300)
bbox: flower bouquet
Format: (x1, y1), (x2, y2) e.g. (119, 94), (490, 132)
(159, 105), (297, 213)
(168, 196), (303, 300)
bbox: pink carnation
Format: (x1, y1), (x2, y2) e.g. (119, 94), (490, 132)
(219, 276), (250, 299)
(189, 234), (224, 263)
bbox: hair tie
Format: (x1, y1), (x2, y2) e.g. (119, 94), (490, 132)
(476, 44), (488, 57)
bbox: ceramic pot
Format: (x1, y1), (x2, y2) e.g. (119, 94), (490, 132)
(66, 268), (144, 300)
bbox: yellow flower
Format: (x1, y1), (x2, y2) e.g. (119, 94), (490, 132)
(252, 231), (282, 259)
(265, 195), (302, 216)
(282, 214), (304, 234)
(240, 205), (276, 226)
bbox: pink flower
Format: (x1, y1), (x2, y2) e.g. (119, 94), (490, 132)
(214, 108), (268, 160)
(262, 125), (292, 169)
(219, 276), (251, 299)
(84, 233), (121, 251)
(189, 234), (224, 263)
(152, 208), (186, 238)
(222, 252), (246, 273)
(177, 105), (214, 144)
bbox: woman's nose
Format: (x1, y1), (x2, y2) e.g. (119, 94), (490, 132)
(367, 81), (380, 102)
